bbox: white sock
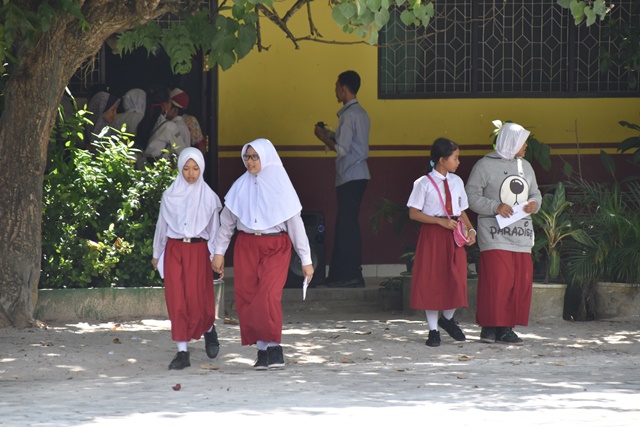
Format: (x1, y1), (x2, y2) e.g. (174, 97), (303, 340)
(442, 309), (456, 320)
(206, 324), (214, 333)
(176, 341), (188, 352)
(267, 341), (280, 347)
(425, 310), (439, 331)
(256, 340), (268, 351)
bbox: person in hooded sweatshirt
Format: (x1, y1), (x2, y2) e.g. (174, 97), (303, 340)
(152, 147), (223, 370)
(211, 138), (314, 371)
(465, 123), (542, 345)
(85, 91), (120, 146)
(112, 88), (146, 137)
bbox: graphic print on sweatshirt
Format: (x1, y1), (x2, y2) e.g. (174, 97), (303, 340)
(499, 174), (529, 206)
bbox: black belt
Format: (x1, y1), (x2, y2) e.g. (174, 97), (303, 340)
(436, 216), (459, 220)
(243, 231), (282, 236)
(170, 237), (206, 243)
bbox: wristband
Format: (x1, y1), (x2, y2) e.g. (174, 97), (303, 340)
(469, 229), (477, 235)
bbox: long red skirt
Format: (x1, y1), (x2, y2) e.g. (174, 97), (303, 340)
(233, 232), (291, 346)
(164, 239), (215, 342)
(410, 223), (468, 310)
(476, 250), (533, 327)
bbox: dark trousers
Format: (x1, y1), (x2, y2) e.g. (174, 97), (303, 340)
(328, 179), (368, 282)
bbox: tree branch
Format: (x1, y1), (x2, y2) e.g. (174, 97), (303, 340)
(306, 0), (322, 38)
(283, 0), (309, 23)
(256, 4), (300, 49)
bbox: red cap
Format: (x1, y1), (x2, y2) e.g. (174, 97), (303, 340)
(169, 88), (189, 109)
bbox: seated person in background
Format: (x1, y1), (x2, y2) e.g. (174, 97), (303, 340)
(112, 88), (146, 137)
(143, 88), (191, 161)
(85, 91), (120, 146)
(183, 113), (206, 155)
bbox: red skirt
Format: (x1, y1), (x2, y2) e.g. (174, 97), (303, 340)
(410, 223), (468, 310)
(233, 232), (291, 346)
(476, 250), (533, 327)
(164, 239), (215, 342)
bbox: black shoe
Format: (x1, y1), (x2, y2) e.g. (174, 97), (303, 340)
(438, 315), (466, 341)
(204, 326), (220, 359)
(495, 327), (524, 345)
(267, 345), (285, 369)
(254, 350), (268, 371)
(168, 351), (190, 370)
(326, 278), (365, 288)
(480, 327), (496, 343)
(425, 330), (441, 347)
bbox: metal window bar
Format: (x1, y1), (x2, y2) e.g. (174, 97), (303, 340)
(379, 0), (640, 98)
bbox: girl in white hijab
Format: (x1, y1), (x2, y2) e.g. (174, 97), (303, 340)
(112, 88), (146, 136)
(212, 138), (314, 371)
(152, 147), (223, 370)
(465, 122), (542, 345)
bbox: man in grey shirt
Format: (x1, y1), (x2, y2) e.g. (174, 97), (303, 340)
(314, 70), (371, 287)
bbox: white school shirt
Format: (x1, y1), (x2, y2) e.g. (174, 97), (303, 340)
(213, 207), (312, 267)
(152, 208), (220, 261)
(144, 116), (190, 158)
(407, 170), (469, 217)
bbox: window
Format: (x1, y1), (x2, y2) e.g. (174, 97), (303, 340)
(378, 1), (640, 98)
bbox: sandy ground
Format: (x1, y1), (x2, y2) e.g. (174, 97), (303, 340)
(1, 309), (639, 426)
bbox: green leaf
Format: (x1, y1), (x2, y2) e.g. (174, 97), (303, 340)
(413, 4), (426, 20)
(557, 0), (572, 8)
(549, 250), (560, 279)
(340, 2), (358, 20)
(593, 0), (608, 17)
(235, 24), (256, 60)
(375, 9), (390, 28)
(218, 51), (236, 71)
(369, 28), (379, 45)
(366, 0), (382, 11)
(425, 1), (435, 17)
(600, 150), (616, 176)
(400, 9), (415, 26)
(563, 160), (574, 178)
(332, 7), (349, 27)
(584, 6), (597, 26)
(570, 0), (586, 25)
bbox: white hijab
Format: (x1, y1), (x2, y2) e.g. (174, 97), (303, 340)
(121, 88), (146, 113)
(224, 138), (302, 230)
(495, 123), (531, 160)
(160, 147), (221, 237)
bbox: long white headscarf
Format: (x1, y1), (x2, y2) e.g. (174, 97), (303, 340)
(224, 138), (302, 230)
(160, 147), (221, 237)
(495, 122), (531, 160)
(122, 88), (146, 113)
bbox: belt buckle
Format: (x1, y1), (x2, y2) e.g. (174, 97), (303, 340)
(254, 232), (262, 236)
(182, 237), (191, 243)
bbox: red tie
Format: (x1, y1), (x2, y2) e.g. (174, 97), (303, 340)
(443, 179), (453, 216)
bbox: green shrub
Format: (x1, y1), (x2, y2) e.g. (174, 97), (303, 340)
(41, 102), (177, 289)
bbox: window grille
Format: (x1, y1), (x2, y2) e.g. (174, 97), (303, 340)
(378, 1), (640, 98)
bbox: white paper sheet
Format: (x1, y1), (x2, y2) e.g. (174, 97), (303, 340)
(496, 201), (530, 229)
(302, 277), (309, 301)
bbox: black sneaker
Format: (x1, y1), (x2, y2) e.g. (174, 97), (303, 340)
(480, 327), (496, 343)
(267, 345), (285, 369)
(425, 330), (441, 347)
(204, 326), (220, 359)
(438, 316), (466, 341)
(254, 350), (268, 371)
(495, 327), (523, 345)
(168, 351), (190, 370)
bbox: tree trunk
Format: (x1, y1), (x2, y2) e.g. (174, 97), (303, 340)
(0, 2), (169, 328)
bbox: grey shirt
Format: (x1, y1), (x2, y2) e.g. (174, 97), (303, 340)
(334, 99), (371, 186)
(465, 152), (542, 253)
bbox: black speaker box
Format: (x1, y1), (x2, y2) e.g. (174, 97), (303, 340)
(284, 210), (326, 288)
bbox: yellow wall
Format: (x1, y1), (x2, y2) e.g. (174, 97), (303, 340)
(219, 5), (640, 158)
